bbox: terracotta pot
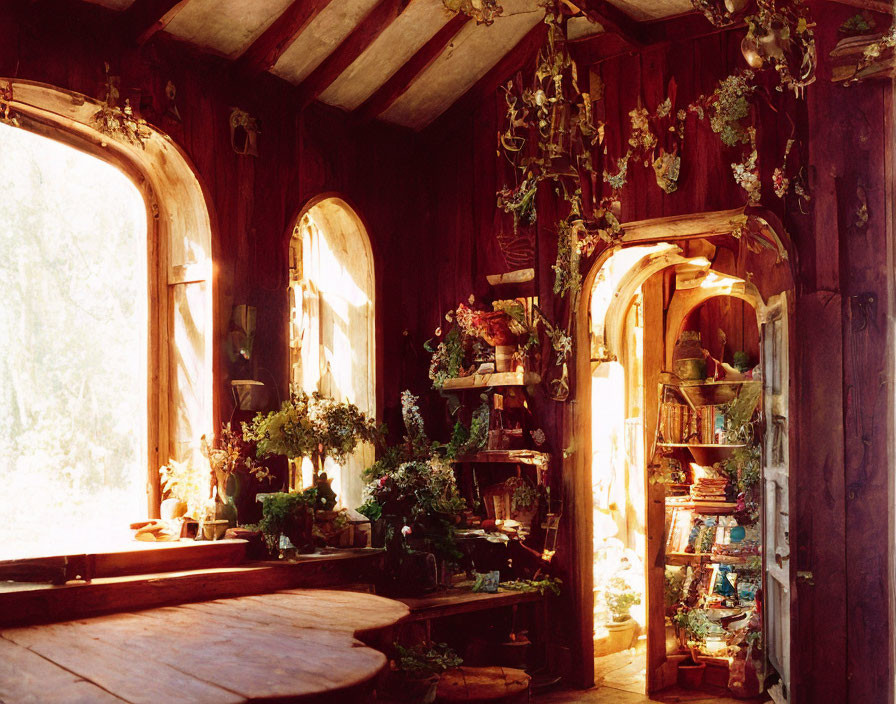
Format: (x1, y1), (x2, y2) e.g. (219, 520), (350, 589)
(678, 660), (706, 689)
(605, 618), (638, 653)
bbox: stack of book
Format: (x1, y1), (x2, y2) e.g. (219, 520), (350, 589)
(690, 477), (728, 503)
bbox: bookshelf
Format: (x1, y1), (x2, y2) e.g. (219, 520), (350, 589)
(655, 371), (764, 692)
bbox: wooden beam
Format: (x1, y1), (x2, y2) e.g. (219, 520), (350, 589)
(579, 0), (645, 47)
(124, 0), (191, 45)
(296, 0), (412, 109)
(423, 20), (548, 137)
(355, 12), (470, 123)
(236, 0), (335, 76)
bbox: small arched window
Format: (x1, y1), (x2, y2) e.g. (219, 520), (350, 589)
(289, 197), (375, 509)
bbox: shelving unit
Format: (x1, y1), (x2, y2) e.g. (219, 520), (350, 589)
(655, 372), (764, 695)
(436, 270), (553, 559)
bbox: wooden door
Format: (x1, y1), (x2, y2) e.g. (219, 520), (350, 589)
(760, 293), (791, 703)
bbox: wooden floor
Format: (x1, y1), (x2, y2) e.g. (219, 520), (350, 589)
(539, 641), (768, 704)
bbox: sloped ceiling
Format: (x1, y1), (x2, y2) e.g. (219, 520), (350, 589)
(78, 0), (698, 130)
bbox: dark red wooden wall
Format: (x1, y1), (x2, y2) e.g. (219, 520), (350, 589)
(1, 0), (893, 701)
(407, 5), (895, 703)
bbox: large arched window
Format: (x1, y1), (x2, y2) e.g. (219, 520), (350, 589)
(0, 80), (213, 559)
(289, 197), (375, 509)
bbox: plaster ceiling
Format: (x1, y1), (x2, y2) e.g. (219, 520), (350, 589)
(164, 0), (296, 59)
(75, 0), (699, 130)
(380, 0), (543, 128)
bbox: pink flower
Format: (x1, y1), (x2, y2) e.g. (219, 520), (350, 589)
(379, 476), (387, 487)
(401, 525), (412, 537)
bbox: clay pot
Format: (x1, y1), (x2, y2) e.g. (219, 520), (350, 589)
(678, 659), (707, 689)
(605, 618), (638, 653)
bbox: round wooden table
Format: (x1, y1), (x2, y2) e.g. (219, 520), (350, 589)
(0, 588), (409, 703)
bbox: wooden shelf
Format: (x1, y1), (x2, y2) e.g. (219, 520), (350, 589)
(665, 552), (750, 566)
(442, 371), (541, 390)
(451, 450), (549, 466)
(665, 500), (738, 515)
(659, 374), (760, 408)
(396, 581), (546, 622)
(486, 268), (534, 286)
(657, 442), (745, 465)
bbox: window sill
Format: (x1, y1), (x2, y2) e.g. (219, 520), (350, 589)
(0, 546), (385, 628)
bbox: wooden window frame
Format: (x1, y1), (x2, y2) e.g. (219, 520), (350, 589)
(0, 79), (215, 531)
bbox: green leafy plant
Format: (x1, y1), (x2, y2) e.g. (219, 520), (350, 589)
(604, 576), (642, 623)
(258, 489), (319, 551)
(501, 576), (562, 596)
(362, 391), (467, 564)
(394, 642), (462, 677)
(243, 389), (381, 478)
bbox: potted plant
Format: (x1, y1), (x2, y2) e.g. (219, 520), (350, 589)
(257, 488), (319, 554)
(387, 642), (462, 704)
(362, 391), (467, 594)
(201, 423), (269, 527)
(243, 389), (382, 493)
(603, 576), (642, 652)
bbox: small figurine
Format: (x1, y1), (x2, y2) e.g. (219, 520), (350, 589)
(315, 472), (338, 511)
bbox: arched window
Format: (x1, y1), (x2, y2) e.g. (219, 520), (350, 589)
(0, 80), (213, 559)
(289, 197), (375, 509)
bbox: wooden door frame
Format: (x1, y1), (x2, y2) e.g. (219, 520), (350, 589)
(567, 206), (796, 690)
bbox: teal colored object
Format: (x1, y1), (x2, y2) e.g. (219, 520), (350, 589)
(730, 526), (746, 542)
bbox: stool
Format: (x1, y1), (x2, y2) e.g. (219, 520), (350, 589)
(436, 667), (531, 703)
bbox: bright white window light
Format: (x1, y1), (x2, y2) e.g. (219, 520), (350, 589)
(0, 122), (147, 559)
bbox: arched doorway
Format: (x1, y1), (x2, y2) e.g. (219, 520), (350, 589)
(288, 196), (376, 509)
(569, 209), (795, 699)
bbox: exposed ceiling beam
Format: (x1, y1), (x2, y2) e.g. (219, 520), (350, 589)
(355, 12), (470, 123)
(296, 0), (412, 109)
(236, 0), (336, 76)
(124, 0), (191, 45)
(578, 0), (646, 47)
(423, 20), (549, 138)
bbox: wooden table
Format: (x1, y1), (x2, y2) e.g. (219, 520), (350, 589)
(0, 588), (409, 703)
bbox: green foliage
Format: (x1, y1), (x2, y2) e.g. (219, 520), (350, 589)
(506, 476), (537, 512)
(356, 498), (382, 522)
(708, 71), (756, 147)
(258, 489), (319, 545)
(552, 219), (581, 297)
(664, 567), (685, 609)
(242, 390), (381, 463)
(394, 642), (462, 677)
(604, 576), (642, 622)
(362, 391), (467, 563)
(428, 325), (466, 390)
(501, 576), (562, 596)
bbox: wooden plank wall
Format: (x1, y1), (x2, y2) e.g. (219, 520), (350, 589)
(413, 6), (894, 703)
(0, 0), (420, 433)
